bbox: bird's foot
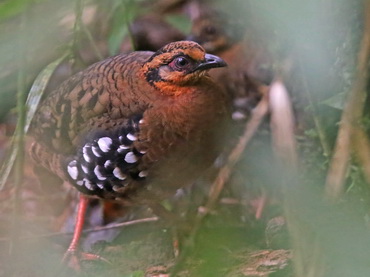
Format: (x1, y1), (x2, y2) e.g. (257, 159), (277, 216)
(62, 248), (111, 271)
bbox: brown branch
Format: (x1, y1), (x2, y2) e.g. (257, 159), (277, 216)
(325, 1), (370, 199)
(353, 127), (370, 184)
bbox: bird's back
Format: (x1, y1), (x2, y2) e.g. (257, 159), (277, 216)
(30, 51), (154, 154)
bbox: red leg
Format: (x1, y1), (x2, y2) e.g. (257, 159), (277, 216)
(62, 194), (89, 270)
(62, 195), (109, 270)
(67, 194), (89, 253)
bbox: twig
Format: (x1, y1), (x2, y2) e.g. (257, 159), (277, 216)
(81, 24), (104, 60)
(325, 1), (370, 199)
(298, 59), (331, 157)
(72, 0), (83, 53)
(0, 217), (158, 242)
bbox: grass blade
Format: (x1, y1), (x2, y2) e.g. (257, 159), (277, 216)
(0, 52), (69, 190)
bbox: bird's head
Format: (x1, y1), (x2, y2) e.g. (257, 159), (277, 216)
(142, 41), (226, 94)
(187, 13), (244, 53)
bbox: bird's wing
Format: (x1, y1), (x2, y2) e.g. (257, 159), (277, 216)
(29, 53), (152, 155)
(30, 112), (148, 200)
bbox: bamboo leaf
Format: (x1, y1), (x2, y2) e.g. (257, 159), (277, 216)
(0, 52), (69, 190)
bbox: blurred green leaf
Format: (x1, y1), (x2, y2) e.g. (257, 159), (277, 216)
(108, 21), (129, 55)
(25, 52), (69, 133)
(0, 52), (69, 190)
(321, 92), (346, 110)
(108, 0), (142, 55)
(0, 0), (44, 21)
(165, 14), (191, 34)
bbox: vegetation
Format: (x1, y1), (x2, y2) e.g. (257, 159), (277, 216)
(0, 0), (369, 276)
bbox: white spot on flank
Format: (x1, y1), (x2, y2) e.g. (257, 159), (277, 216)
(81, 164), (89, 174)
(96, 182), (104, 189)
(92, 146), (102, 157)
(113, 167), (126, 180)
(139, 119), (144, 124)
(126, 133), (137, 141)
(118, 144), (129, 153)
(83, 153), (92, 163)
(104, 160), (113, 168)
(83, 144), (90, 154)
(67, 161), (78, 180)
(139, 149), (147, 154)
(94, 166), (106, 180)
(97, 137), (112, 152)
(125, 152), (138, 163)
(82, 144), (92, 162)
(83, 178), (94, 190)
(76, 180), (83, 186)
(139, 171), (148, 178)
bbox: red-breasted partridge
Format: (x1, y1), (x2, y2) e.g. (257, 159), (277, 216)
(29, 41), (230, 263)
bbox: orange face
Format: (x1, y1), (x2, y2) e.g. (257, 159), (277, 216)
(142, 41), (226, 95)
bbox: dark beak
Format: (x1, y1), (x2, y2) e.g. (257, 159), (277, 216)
(193, 53), (227, 72)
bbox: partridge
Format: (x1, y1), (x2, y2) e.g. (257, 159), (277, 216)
(29, 41), (230, 262)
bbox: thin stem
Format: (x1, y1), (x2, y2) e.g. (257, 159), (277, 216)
(81, 24), (104, 60)
(124, 0), (136, 51)
(298, 59), (331, 157)
(0, 216), (159, 242)
(9, 3), (28, 262)
(70, 0), (84, 62)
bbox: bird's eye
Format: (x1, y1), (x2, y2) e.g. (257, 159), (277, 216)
(169, 56), (192, 71)
(175, 57), (189, 67)
(204, 25), (217, 36)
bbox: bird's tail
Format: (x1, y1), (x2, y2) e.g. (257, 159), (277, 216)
(29, 141), (67, 181)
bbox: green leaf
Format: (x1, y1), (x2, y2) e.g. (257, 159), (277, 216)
(107, 0), (144, 55)
(0, 52), (69, 190)
(0, 0), (44, 21)
(321, 92), (346, 110)
(108, 23), (129, 55)
(165, 14), (191, 34)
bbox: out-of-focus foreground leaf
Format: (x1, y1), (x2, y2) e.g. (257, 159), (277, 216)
(108, 0), (143, 54)
(0, 0), (45, 21)
(0, 53), (69, 190)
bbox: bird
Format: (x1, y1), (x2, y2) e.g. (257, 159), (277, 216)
(187, 0), (273, 121)
(28, 40), (230, 266)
